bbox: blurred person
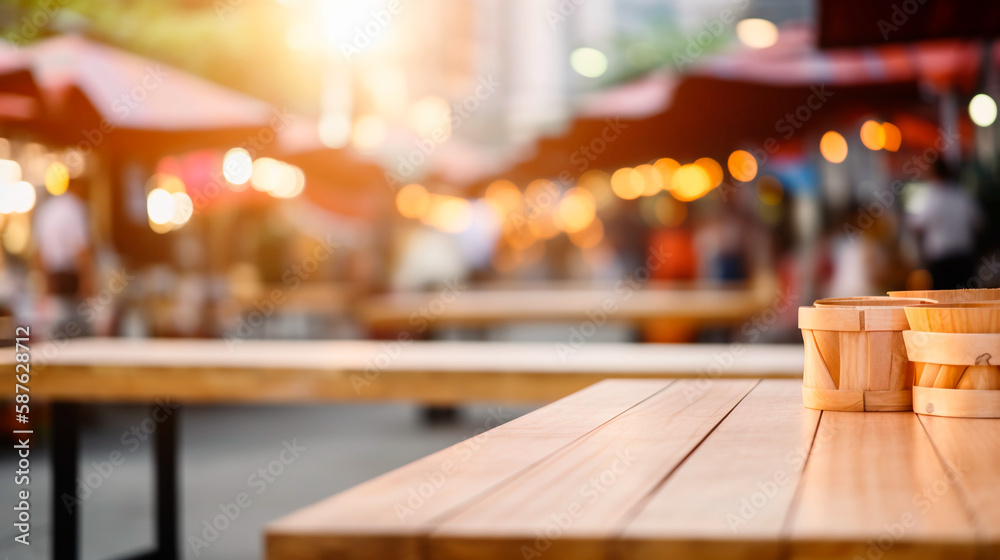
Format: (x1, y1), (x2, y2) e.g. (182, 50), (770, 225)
(391, 225), (469, 291)
(909, 160), (982, 289)
(32, 179), (93, 337)
(694, 202), (747, 281)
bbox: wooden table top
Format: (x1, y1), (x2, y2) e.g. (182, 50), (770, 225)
(356, 285), (778, 328)
(266, 379), (997, 560)
(0, 338), (802, 404)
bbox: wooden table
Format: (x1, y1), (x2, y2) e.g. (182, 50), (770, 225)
(267, 379), (998, 560)
(356, 285), (778, 329)
(0, 338), (801, 560)
(6, 338), (802, 404)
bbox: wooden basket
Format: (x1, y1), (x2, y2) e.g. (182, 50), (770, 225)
(798, 297), (933, 411)
(889, 288), (1000, 304)
(902, 302), (1000, 418)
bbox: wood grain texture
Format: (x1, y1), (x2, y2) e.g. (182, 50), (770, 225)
(798, 307), (862, 332)
(913, 387), (1000, 418)
(837, 331), (868, 390)
(0, 338), (802, 404)
(267, 379), (673, 560)
(357, 287), (776, 328)
(428, 379), (758, 560)
(787, 412), (977, 559)
(920, 414), (1000, 555)
(902, 331), (1000, 366)
(267, 380), (996, 560)
(620, 380), (820, 559)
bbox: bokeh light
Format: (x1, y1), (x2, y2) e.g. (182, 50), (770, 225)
(578, 170), (614, 209)
(45, 161), (70, 196)
(0, 159), (22, 185)
(351, 114), (387, 151)
(0, 181), (36, 214)
(860, 120), (885, 150)
(570, 47), (608, 78)
(656, 196), (687, 227)
(557, 188), (597, 233)
(969, 93), (997, 127)
(635, 164), (663, 196)
(882, 122), (902, 152)
(694, 157), (723, 188)
(568, 217), (604, 249)
(611, 168), (644, 200)
(757, 175), (784, 206)
(422, 195), (472, 233)
(485, 180), (523, 214)
(396, 183), (430, 218)
(170, 191), (194, 226)
(736, 19), (779, 49)
(147, 188), (175, 225)
(408, 96), (452, 139)
(318, 113), (351, 149)
(653, 158), (680, 192)
(820, 131), (848, 163)
(223, 148), (253, 185)
(671, 164), (712, 201)
(727, 150), (757, 182)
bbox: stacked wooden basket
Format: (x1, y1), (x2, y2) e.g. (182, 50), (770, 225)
(799, 289), (1000, 417)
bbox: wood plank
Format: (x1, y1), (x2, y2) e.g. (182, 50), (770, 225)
(867, 331), (895, 391)
(0, 338), (802, 404)
(620, 380), (819, 559)
(838, 332), (868, 390)
(427, 379), (758, 560)
(798, 307), (862, 332)
(357, 287), (774, 328)
(266, 379), (672, 560)
(920, 414), (1000, 556)
(787, 412), (977, 559)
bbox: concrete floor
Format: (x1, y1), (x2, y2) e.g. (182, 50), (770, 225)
(0, 402), (537, 559)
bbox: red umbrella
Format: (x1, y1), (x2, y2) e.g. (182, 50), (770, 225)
(21, 34), (275, 153)
(469, 24), (988, 191)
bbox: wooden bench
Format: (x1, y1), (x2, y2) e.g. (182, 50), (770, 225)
(7, 338), (803, 404)
(0, 338), (802, 560)
(356, 285), (782, 329)
(267, 378), (998, 560)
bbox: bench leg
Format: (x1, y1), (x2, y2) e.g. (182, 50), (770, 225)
(52, 402), (80, 560)
(50, 403), (180, 560)
(154, 404), (179, 560)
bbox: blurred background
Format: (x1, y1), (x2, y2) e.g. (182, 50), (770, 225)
(0, 0), (999, 557)
(0, 0), (998, 345)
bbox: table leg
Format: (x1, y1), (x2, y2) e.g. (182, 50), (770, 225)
(154, 404), (179, 560)
(52, 402), (80, 560)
